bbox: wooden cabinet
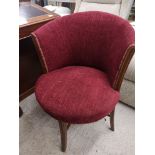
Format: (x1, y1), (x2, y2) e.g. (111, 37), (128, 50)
(19, 2), (59, 101)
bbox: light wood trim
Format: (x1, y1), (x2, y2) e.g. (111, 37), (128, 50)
(113, 44), (135, 91)
(31, 33), (48, 73)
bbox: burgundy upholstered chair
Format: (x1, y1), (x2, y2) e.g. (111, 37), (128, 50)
(31, 11), (135, 152)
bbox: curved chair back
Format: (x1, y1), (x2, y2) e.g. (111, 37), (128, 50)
(32, 12), (135, 90)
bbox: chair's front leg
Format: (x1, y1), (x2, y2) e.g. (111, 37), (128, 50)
(58, 120), (68, 152)
(110, 108), (115, 131)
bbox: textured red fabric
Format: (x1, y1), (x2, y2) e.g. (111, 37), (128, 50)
(35, 66), (119, 124)
(32, 11), (135, 86)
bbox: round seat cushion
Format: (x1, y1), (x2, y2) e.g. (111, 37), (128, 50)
(35, 66), (120, 124)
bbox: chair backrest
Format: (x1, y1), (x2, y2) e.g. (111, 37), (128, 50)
(32, 12), (135, 90)
(74, 0), (134, 19)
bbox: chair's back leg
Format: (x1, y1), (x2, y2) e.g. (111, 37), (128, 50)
(19, 106), (23, 117)
(58, 120), (68, 152)
(110, 108), (115, 131)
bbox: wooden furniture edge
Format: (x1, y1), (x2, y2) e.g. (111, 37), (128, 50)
(113, 45), (135, 91)
(31, 33), (48, 73)
(19, 3), (59, 39)
(19, 14), (58, 28)
(19, 87), (35, 102)
(19, 19), (56, 39)
(20, 2), (52, 14)
(19, 2), (59, 28)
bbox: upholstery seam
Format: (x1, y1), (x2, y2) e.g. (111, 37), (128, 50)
(32, 33), (49, 72)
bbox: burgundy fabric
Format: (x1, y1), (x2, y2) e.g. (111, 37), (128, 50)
(35, 66), (119, 124)
(32, 11), (135, 86)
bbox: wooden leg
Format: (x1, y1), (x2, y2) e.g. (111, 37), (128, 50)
(110, 109), (115, 131)
(58, 121), (68, 152)
(19, 106), (23, 117)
